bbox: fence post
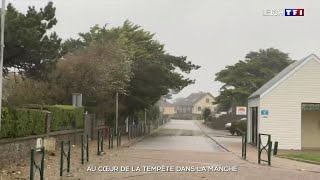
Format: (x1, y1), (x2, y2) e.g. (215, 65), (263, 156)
(273, 141), (278, 155)
(241, 132), (247, 159)
(98, 130), (104, 155)
(30, 149), (34, 180)
(45, 113), (51, 136)
(268, 141), (272, 166)
(117, 131), (121, 147)
(109, 128), (111, 149)
(60, 140), (71, 176)
(30, 147), (45, 180)
(128, 125), (131, 141)
(81, 134), (89, 164)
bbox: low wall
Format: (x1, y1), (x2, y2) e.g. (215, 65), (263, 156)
(0, 129), (84, 167)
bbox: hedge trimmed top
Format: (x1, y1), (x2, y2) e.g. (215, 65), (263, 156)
(0, 105), (84, 138)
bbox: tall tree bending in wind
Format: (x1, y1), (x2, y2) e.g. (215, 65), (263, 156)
(215, 48), (293, 110)
(62, 21), (200, 118)
(3, 2), (61, 80)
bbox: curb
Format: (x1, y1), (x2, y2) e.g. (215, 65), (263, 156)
(193, 121), (230, 152)
(198, 122), (320, 173)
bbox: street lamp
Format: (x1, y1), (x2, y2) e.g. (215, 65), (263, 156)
(0, 0), (6, 130)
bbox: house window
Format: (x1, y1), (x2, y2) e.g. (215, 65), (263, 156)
(198, 107), (201, 111)
(206, 98), (209, 103)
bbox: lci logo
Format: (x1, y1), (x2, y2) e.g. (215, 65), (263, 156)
(263, 9), (304, 16)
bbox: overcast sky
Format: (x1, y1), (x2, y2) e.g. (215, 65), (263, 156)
(9, 0), (320, 99)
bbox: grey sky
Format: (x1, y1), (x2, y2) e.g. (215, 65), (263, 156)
(9, 0), (320, 99)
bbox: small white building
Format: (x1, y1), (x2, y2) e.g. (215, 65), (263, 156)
(247, 54), (320, 150)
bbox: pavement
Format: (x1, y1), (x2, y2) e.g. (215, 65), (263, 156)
(1, 120), (320, 179)
(195, 120), (320, 173)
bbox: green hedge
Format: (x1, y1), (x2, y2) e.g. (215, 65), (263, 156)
(0, 107), (47, 138)
(48, 105), (84, 131)
(18, 104), (84, 131)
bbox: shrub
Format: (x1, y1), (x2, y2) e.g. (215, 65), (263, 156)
(202, 108), (211, 121)
(230, 119), (247, 136)
(0, 108), (47, 138)
(48, 105), (84, 131)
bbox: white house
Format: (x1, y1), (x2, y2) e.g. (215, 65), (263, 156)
(247, 54), (320, 150)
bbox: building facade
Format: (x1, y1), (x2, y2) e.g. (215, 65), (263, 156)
(174, 92), (217, 119)
(248, 54), (320, 150)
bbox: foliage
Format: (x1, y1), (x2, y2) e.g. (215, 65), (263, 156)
(47, 105), (84, 131)
(230, 120), (247, 136)
(202, 108), (211, 121)
(51, 41), (132, 106)
(3, 73), (55, 106)
(3, 2), (61, 80)
(215, 48), (293, 109)
(0, 107), (47, 138)
(62, 21), (200, 118)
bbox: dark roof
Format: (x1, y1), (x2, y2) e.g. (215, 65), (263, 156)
(174, 92), (214, 106)
(249, 54), (318, 99)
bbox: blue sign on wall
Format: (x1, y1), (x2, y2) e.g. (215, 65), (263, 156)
(261, 109), (269, 118)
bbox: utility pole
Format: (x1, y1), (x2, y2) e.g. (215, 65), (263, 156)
(115, 91), (119, 135)
(0, 0), (6, 130)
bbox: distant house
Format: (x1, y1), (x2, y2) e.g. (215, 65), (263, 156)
(174, 92), (217, 119)
(157, 99), (175, 117)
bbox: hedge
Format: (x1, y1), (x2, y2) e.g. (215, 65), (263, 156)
(23, 104), (84, 131)
(14, 104), (84, 132)
(0, 107), (47, 138)
(48, 105), (84, 131)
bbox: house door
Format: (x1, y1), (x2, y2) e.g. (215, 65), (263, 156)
(251, 107), (258, 146)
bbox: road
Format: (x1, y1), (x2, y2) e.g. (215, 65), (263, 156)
(79, 120), (320, 180)
(132, 120), (224, 152)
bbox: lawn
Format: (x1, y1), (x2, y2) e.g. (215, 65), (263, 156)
(280, 153), (320, 164)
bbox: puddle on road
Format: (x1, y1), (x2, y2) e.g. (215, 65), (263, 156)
(150, 129), (203, 136)
(132, 135), (224, 152)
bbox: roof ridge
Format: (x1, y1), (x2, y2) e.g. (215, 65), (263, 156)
(249, 54), (319, 99)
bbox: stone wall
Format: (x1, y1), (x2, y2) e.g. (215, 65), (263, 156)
(0, 130), (84, 167)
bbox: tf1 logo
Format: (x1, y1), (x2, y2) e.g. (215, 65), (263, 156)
(285, 9), (304, 16)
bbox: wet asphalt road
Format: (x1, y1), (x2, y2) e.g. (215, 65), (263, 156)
(132, 120), (224, 152)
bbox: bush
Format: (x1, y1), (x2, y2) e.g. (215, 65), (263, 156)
(202, 108), (211, 121)
(19, 104), (85, 131)
(0, 108), (47, 138)
(48, 105), (84, 131)
(230, 120), (247, 136)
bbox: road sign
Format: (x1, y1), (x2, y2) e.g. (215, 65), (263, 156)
(261, 109), (269, 118)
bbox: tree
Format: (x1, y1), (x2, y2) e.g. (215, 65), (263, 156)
(215, 48), (293, 109)
(3, 73), (54, 106)
(62, 21), (200, 118)
(50, 41), (132, 106)
(3, 2), (61, 80)
(202, 108), (211, 121)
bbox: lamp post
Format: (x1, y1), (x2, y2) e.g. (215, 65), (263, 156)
(0, 0), (6, 130)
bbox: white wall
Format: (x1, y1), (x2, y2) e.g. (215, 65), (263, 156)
(260, 58), (320, 150)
